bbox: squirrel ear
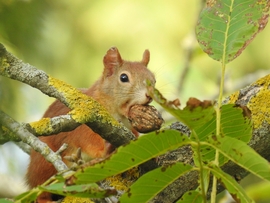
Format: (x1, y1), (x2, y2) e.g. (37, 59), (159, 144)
(141, 49), (150, 67)
(103, 47), (123, 77)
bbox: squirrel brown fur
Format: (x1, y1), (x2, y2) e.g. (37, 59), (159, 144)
(26, 47), (155, 202)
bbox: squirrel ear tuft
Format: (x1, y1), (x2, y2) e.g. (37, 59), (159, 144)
(103, 47), (123, 77)
(141, 49), (150, 67)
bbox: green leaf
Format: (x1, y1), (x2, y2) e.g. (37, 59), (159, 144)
(194, 104), (252, 165)
(220, 105), (252, 142)
(73, 130), (191, 184)
(206, 136), (270, 181)
(176, 101), (215, 130)
(196, 104), (252, 141)
(176, 190), (204, 203)
(195, 104), (252, 142)
(148, 87), (215, 130)
(197, 168), (210, 196)
(119, 163), (193, 203)
(40, 183), (116, 198)
(208, 164), (254, 203)
(14, 190), (39, 203)
(192, 105), (251, 165)
(196, 0), (270, 63)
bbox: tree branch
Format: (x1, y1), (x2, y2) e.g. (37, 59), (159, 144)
(0, 110), (68, 172)
(0, 43), (135, 148)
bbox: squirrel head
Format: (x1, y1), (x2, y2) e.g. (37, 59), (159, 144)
(99, 47), (155, 121)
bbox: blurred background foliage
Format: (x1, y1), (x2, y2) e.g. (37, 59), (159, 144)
(0, 0), (270, 200)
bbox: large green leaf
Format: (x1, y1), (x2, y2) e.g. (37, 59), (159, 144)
(196, 0), (270, 63)
(119, 163), (193, 203)
(208, 164), (254, 202)
(206, 136), (270, 181)
(72, 130), (191, 184)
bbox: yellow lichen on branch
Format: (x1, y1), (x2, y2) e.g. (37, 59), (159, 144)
(105, 166), (140, 192)
(248, 74), (270, 129)
(48, 76), (83, 107)
(0, 58), (9, 74)
(228, 74), (270, 129)
(48, 76), (120, 126)
(61, 197), (94, 203)
(30, 118), (52, 135)
(226, 74), (270, 129)
(227, 90), (240, 104)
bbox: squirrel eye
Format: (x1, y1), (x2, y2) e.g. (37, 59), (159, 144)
(120, 73), (129, 83)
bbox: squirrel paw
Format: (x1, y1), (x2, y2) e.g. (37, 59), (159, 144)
(64, 148), (85, 170)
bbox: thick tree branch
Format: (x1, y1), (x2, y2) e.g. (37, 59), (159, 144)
(0, 43), (135, 148)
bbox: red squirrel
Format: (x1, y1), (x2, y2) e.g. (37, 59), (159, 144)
(26, 47), (156, 202)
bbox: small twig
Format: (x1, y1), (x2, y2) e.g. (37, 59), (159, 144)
(14, 141), (32, 155)
(56, 143), (69, 155)
(0, 110), (68, 172)
(26, 115), (81, 136)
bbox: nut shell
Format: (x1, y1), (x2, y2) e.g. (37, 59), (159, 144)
(128, 105), (164, 133)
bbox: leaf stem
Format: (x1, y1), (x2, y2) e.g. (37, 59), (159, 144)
(211, 57), (226, 203)
(191, 132), (207, 203)
(216, 62), (226, 138)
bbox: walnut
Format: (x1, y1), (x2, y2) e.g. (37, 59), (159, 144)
(128, 105), (164, 133)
